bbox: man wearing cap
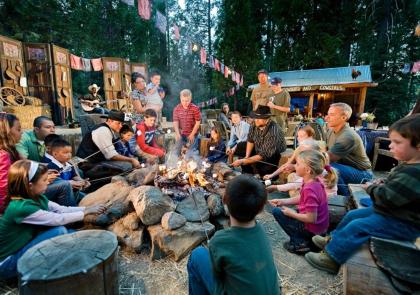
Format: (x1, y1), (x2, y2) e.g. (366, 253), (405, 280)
(250, 69), (274, 111)
(232, 106), (286, 176)
(80, 84), (109, 115)
(267, 77), (291, 131)
(77, 110), (140, 181)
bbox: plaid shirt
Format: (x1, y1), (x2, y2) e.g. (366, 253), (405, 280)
(173, 103), (201, 136)
(247, 120), (286, 161)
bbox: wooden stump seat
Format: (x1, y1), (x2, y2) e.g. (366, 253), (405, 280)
(18, 230), (119, 295)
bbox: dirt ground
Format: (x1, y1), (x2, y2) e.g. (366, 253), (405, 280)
(117, 207), (343, 295)
(1, 193), (343, 295)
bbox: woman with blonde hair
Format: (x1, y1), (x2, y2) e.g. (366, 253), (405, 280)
(0, 113), (22, 213)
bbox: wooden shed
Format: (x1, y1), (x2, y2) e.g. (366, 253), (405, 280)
(248, 65), (378, 117)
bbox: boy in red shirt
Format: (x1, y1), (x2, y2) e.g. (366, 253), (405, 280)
(135, 109), (165, 163)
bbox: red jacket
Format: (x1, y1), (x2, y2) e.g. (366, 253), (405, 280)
(135, 122), (165, 157)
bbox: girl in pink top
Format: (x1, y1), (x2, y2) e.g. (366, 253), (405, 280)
(270, 150), (330, 254)
(0, 113), (22, 213)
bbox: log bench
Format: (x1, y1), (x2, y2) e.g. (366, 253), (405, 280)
(344, 185), (419, 294)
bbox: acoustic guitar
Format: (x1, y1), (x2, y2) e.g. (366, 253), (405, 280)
(80, 99), (118, 112)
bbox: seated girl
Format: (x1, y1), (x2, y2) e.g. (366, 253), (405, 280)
(0, 160), (105, 279)
(270, 150), (330, 254)
(266, 140), (338, 198)
(207, 127), (227, 163)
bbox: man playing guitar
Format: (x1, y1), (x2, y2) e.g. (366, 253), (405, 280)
(79, 84), (110, 114)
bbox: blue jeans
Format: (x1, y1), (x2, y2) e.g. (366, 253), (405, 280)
(331, 162), (373, 196)
(272, 207), (314, 247)
(326, 207), (420, 264)
(0, 226), (69, 279)
(90, 107), (109, 115)
(45, 178), (77, 206)
(187, 246), (214, 295)
(175, 135), (200, 156)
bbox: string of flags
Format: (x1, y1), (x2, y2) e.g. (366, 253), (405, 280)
(402, 61), (420, 74)
(120, 0), (246, 88)
(196, 97), (218, 108)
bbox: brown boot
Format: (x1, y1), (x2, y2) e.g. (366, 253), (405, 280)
(305, 251), (340, 274)
(312, 235), (331, 250)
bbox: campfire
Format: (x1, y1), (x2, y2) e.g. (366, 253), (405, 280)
(154, 156), (227, 202)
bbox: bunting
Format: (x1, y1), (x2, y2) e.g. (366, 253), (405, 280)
(70, 54), (82, 70)
(173, 25), (180, 41)
(224, 66), (229, 78)
(138, 0), (151, 20)
(411, 61), (420, 73)
(155, 11), (167, 34)
(200, 47), (207, 64)
(121, 0), (134, 6)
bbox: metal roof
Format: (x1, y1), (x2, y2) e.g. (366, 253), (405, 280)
(249, 65), (373, 89)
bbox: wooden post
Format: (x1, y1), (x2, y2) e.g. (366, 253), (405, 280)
(358, 87), (367, 114)
(308, 92), (315, 118)
(18, 230), (119, 295)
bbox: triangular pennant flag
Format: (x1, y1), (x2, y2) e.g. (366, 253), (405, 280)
(214, 59), (220, 71)
(91, 58), (103, 71)
(70, 54), (82, 70)
(138, 0), (151, 20)
(411, 61), (420, 73)
(200, 47), (207, 64)
(240, 75), (244, 87)
(155, 11), (167, 34)
(121, 0), (134, 6)
(231, 69), (236, 82)
(236, 72), (241, 84)
(224, 66), (229, 78)
(220, 63), (225, 74)
(208, 56), (214, 68)
(173, 25), (180, 41)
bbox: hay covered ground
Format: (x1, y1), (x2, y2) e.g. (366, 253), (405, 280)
(118, 193), (343, 295)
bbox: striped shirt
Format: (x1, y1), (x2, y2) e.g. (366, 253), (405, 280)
(247, 120), (286, 161)
(173, 103), (201, 136)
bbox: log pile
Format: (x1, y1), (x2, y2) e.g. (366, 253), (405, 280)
(80, 160), (239, 261)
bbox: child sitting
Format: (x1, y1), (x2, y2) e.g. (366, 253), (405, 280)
(266, 140), (338, 198)
(264, 125), (316, 180)
(135, 109), (165, 163)
(0, 160), (105, 279)
(41, 134), (61, 164)
(187, 174), (280, 294)
(47, 139), (90, 198)
(114, 124), (136, 158)
(305, 114), (420, 274)
(270, 150), (330, 254)
(206, 127), (227, 163)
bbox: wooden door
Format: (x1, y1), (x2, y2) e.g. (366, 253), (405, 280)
(23, 43), (54, 106)
(0, 35), (28, 96)
(51, 44), (73, 125)
(102, 57), (122, 110)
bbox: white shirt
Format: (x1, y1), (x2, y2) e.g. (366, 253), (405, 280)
(91, 125), (119, 160)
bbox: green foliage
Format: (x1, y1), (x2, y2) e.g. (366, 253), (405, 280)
(0, 0), (418, 124)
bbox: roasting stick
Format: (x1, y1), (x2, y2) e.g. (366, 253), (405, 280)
(208, 146), (279, 168)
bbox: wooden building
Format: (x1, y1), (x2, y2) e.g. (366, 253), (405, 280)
(248, 65), (378, 117)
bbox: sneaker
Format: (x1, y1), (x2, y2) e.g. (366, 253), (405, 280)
(283, 241), (311, 255)
(312, 235), (331, 250)
(305, 251), (340, 274)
